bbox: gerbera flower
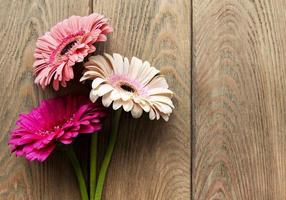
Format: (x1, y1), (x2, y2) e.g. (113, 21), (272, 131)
(80, 53), (174, 121)
(33, 13), (113, 90)
(8, 96), (106, 162)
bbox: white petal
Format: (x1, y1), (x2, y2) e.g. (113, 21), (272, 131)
(147, 76), (169, 89)
(129, 56), (142, 79)
(102, 94), (113, 107)
(148, 88), (173, 97)
(91, 55), (113, 75)
(149, 108), (156, 120)
(82, 70), (104, 78)
(139, 100), (151, 112)
(80, 70), (104, 82)
(97, 84), (113, 96)
(104, 53), (116, 71)
(92, 78), (105, 89)
(113, 53), (124, 74)
(80, 75), (89, 82)
(149, 96), (174, 108)
(112, 100), (123, 110)
(153, 102), (173, 114)
(161, 114), (170, 121)
(84, 64), (106, 77)
(141, 67), (160, 86)
(131, 104), (143, 118)
(149, 105), (162, 120)
(120, 91), (131, 101)
(90, 89), (99, 103)
(123, 57), (130, 75)
(122, 100), (134, 112)
(136, 61), (150, 82)
(130, 56), (142, 68)
(153, 107), (160, 120)
(110, 90), (121, 101)
(133, 96), (141, 103)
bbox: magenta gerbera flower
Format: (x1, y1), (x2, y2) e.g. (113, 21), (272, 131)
(33, 13), (113, 90)
(8, 96), (106, 162)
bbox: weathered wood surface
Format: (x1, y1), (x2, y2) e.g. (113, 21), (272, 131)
(4, 0), (286, 199)
(193, 0), (286, 199)
(0, 0), (190, 200)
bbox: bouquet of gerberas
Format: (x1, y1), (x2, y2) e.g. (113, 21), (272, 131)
(8, 13), (174, 200)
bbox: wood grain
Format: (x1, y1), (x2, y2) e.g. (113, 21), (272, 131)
(92, 0), (191, 199)
(193, 0), (286, 199)
(0, 0), (90, 199)
(0, 0), (191, 199)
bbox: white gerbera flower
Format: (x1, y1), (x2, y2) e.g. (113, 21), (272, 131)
(80, 53), (174, 121)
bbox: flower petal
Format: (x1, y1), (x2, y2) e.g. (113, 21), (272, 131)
(92, 78), (106, 89)
(97, 84), (113, 96)
(131, 103), (143, 118)
(122, 100), (134, 112)
(102, 93), (113, 107)
(112, 100), (123, 110)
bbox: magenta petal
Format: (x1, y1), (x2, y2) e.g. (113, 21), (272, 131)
(60, 138), (73, 144)
(8, 95), (106, 162)
(26, 144), (55, 162)
(79, 126), (95, 133)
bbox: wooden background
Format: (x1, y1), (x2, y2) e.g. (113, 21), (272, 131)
(0, 0), (190, 200)
(1, 0), (286, 200)
(193, 0), (286, 199)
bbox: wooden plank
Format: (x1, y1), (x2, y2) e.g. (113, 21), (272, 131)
(92, 0), (191, 199)
(0, 0), (90, 199)
(193, 0), (286, 199)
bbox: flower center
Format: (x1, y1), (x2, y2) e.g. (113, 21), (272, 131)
(38, 130), (51, 136)
(60, 40), (77, 55)
(108, 74), (149, 96)
(120, 83), (135, 93)
(37, 116), (74, 136)
(49, 31), (85, 64)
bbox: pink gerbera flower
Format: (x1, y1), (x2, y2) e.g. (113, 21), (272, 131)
(8, 96), (106, 162)
(33, 13), (113, 90)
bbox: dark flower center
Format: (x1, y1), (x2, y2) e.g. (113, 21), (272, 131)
(60, 40), (77, 55)
(120, 84), (135, 93)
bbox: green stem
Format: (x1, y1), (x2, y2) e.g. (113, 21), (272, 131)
(94, 109), (122, 200)
(65, 145), (89, 200)
(90, 133), (98, 200)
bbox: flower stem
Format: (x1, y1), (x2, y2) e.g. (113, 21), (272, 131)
(90, 133), (98, 200)
(65, 145), (89, 200)
(94, 109), (122, 200)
